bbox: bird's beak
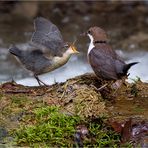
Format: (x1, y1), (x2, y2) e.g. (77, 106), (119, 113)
(69, 38), (79, 53)
(70, 45), (79, 53)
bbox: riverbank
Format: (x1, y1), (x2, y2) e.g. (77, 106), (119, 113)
(0, 73), (148, 147)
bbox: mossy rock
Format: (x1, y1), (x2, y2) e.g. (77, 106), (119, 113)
(0, 73), (148, 147)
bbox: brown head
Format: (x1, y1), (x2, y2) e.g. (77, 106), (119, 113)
(87, 27), (108, 42)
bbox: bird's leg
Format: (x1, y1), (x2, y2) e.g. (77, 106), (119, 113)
(34, 74), (48, 86)
(111, 80), (123, 90)
(34, 74), (42, 86)
(111, 80), (123, 95)
(97, 83), (108, 91)
(90, 83), (108, 91)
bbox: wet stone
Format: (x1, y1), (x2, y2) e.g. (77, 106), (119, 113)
(0, 127), (8, 143)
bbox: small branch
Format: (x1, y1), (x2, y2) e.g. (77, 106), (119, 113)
(5, 90), (31, 94)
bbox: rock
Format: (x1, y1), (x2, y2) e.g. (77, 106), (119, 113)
(0, 127), (8, 143)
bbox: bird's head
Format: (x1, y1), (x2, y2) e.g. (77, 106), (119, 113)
(87, 27), (108, 42)
(64, 40), (79, 55)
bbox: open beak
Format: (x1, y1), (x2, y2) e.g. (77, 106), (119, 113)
(69, 38), (79, 53)
(70, 45), (79, 53)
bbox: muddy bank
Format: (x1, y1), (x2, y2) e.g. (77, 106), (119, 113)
(0, 73), (148, 147)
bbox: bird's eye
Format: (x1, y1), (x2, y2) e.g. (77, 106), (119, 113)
(88, 30), (91, 34)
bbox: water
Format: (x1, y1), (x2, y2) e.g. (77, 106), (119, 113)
(0, 42), (147, 86)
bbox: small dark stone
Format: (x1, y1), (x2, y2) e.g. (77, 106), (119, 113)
(0, 127), (8, 142)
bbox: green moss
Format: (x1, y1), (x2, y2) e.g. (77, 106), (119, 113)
(1, 106), (12, 116)
(131, 84), (139, 97)
(133, 106), (145, 113)
(83, 119), (120, 147)
(11, 95), (29, 107)
(0, 95), (30, 116)
(120, 142), (133, 148)
(13, 107), (121, 147)
(0, 93), (3, 100)
(14, 106), (80, 147)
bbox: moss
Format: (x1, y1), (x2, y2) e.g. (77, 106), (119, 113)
(12, 106), (121, 147)
(82, 118), (120, 147)
(120, 142), (133, 148)
(130, 84), (139, 97)
(11, 95), (28, 106)
(133, 106), (146, 113)
(14, 106), (80, 147)
(0, 93), (3, 100)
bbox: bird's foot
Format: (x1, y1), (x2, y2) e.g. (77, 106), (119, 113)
(111, 80), (122, 90)
(34, 75), (49, 87)
(39, 81), (49, 87)
(97, 83), (108, 91)
(111, 80), (124, 96)
(90, 83), (108, 91)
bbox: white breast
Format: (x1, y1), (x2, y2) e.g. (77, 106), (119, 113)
(87, 34), (95, 55)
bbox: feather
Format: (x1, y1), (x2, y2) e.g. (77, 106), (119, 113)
(31, 17), (65, 56)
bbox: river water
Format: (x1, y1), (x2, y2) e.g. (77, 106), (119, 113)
(0, 42), (147, 86)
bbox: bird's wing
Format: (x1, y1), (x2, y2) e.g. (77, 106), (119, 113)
(31, 17), (65, 56)
(89, 47), (118, 80)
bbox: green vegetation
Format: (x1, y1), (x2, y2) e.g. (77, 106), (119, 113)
(84, 120), (120, 147)
(14, 106), (80, 147)
(130, 84), (139, 97)
(11, 95), (28, 106)
(130, 76), (141, 83)
(13, 106), (121, 147)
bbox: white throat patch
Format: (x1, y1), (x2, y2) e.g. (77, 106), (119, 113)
(87, 34), (95, 55)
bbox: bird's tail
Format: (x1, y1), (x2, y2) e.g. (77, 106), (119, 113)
(123, 62), (139, 74)
(9, 46), (22, 57)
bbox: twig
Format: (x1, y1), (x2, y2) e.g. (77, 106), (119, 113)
(5, 90), (31, 94)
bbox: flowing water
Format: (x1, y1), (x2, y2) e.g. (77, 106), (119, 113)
(1, 43), (147, 86)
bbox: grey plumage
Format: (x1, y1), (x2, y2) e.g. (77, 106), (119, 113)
(31, 17), (65, 56)
(9, 46), (52, 75)
(9, 46), (22, 57)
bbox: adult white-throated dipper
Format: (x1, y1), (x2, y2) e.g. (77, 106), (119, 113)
(9, 17), (79, 86)
(86, 27), (138, 83)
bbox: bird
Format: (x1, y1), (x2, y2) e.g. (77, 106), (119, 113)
(9, 17), (79, 86)
(86, 26), (138, 89)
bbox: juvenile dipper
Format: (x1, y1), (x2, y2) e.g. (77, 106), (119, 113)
(9, 17), (79, 86)
(87, 27), (138, 82)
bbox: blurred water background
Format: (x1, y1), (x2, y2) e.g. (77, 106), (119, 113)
(0, 1), (148, 86)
